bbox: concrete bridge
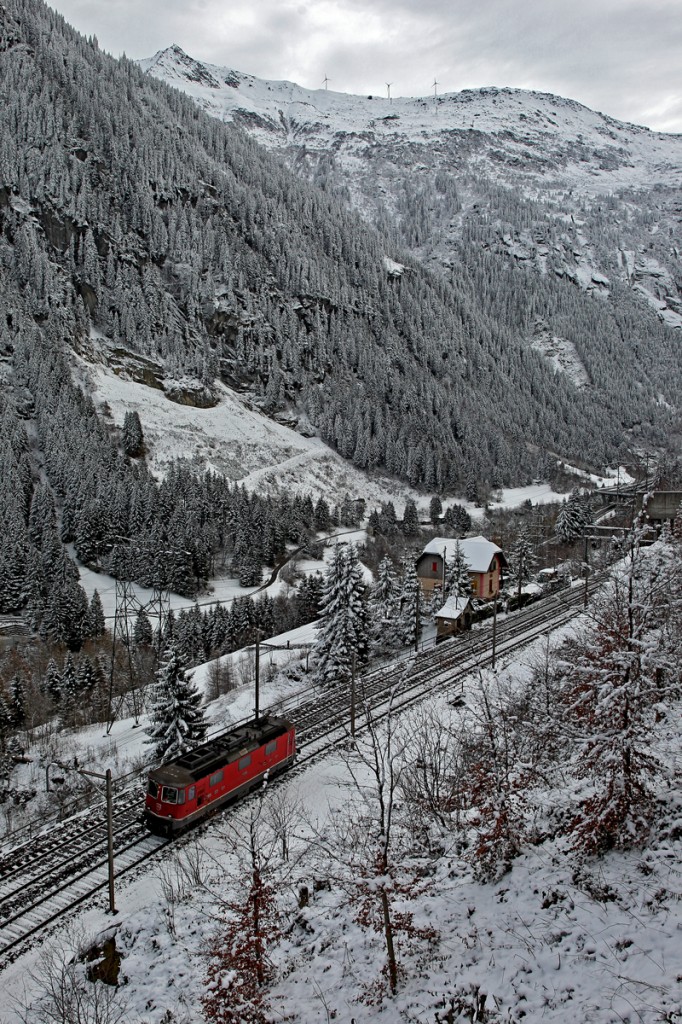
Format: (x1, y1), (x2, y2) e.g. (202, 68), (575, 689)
(634, 491), (682, 524)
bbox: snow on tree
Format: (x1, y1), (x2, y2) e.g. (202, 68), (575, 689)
(133, 608), (153, 647)
(202, 801), (282, 1024)
(402, 498), (420, 537)
(85, 590), (106, 639)
(443, 503), (471, 536)
(555, 490), (592, 544)
(145, 644), (208, 763)
(397, 569), (422, 648)
(673, 500), (682, 539)
(8, 673), (27, 730)
(368, 556), (401, 652)
(312, 542), (369, 687)
(555, 500), (583, 543)
(58, 655), (78, 731)
(319, 696), (437, 996)
(122, 410), (144, 458)
(443, 540), (471, 600)
(463, 670), (531, 880)
(560, 531), (675, 854)
(510, 526), (537, 600)
(429, 495), (443, 526)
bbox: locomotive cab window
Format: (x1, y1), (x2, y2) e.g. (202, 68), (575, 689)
(265, 740), (277, 756)
(238, 754), (251, 770)
(148, 780), (158, 799)
(188, 786), (195, 801)
(209, 770), (224, 787)
(161, 787), (178, 804)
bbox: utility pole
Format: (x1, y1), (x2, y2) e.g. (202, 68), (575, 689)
(415, 584), (421, 653)
(583, 534), (589, 609)
(49, 764), (117, 914)
(350, 652), (356, 737)
(254, 630), (261, 722)
(491, 595), (498, 670)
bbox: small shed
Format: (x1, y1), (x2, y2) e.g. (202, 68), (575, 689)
(435, 595), (472, 639)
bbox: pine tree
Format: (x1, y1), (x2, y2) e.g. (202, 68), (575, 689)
(561, 536), (669, 854)
(133, 608), (153, 647)
(43, 658), (62, 705)
(556, 490), (591, 544)
(444, 503), (471, 536)
(59, 654), (78, 730)
(122, 410), (144, 458)
(313, 542), (369, 687)
(510, 527), (537, 600)
(85, 589), (106, 639)
(398, 571), (421, 648)
(444, 541), (471, 600)
(555, 500), (584, 544)
(369, 556), (401, 652)
(8, 674), (27, 730)
(146, 645), (208, 763)
(402, 498), (420, 537)
(429, 496), (443, 526)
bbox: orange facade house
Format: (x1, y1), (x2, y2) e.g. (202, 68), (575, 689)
(416, 536), (506, 599)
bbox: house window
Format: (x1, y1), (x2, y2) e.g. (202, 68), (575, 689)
(471, 579), (478, 595)
(432, 561), (438, 573)
(238, 754), (251, 770)
(489, 577), (494, 595)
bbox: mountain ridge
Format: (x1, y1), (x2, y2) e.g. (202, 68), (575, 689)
(141, 45), (682, 333)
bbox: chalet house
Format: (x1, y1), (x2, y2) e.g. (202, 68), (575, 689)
(435, 595), (472, 639)
(416, 536), (507, 600)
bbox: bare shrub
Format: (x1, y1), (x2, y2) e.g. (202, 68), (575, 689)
(13, 930), (129, 1024)
(237, 653), (255, 688)
(206, 657), (235, 701)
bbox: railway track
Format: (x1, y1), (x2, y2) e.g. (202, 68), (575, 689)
(0, 579), (596, 965)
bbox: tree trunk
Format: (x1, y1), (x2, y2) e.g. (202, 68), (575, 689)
(379, 885), (398, 994)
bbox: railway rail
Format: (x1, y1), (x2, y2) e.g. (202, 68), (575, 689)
(0, 577), (597, 965)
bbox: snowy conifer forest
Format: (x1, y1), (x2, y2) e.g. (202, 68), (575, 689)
(1, 0), (682, 1020)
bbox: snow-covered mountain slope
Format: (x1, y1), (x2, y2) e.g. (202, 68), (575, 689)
(79, 355), (427, 512)
(141, 46), (682, 329)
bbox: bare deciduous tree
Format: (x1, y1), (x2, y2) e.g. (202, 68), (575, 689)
(13, 930), (128, 1024)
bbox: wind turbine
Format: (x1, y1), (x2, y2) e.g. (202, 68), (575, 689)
(386, 82), (392, 103)
(323, 75), (330, 90)
(432, 77), (439, 101)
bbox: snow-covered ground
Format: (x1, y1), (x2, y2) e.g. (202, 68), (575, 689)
(3, 592), (681, 1024)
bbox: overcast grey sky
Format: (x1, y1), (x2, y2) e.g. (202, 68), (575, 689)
(49, 0), (682, 132)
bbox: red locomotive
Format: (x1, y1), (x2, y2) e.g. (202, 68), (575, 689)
(144, 714), (296, 836)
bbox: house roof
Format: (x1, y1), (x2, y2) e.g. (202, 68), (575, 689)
(435, 595), (471, 620)
(421, 535), (506, 572)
